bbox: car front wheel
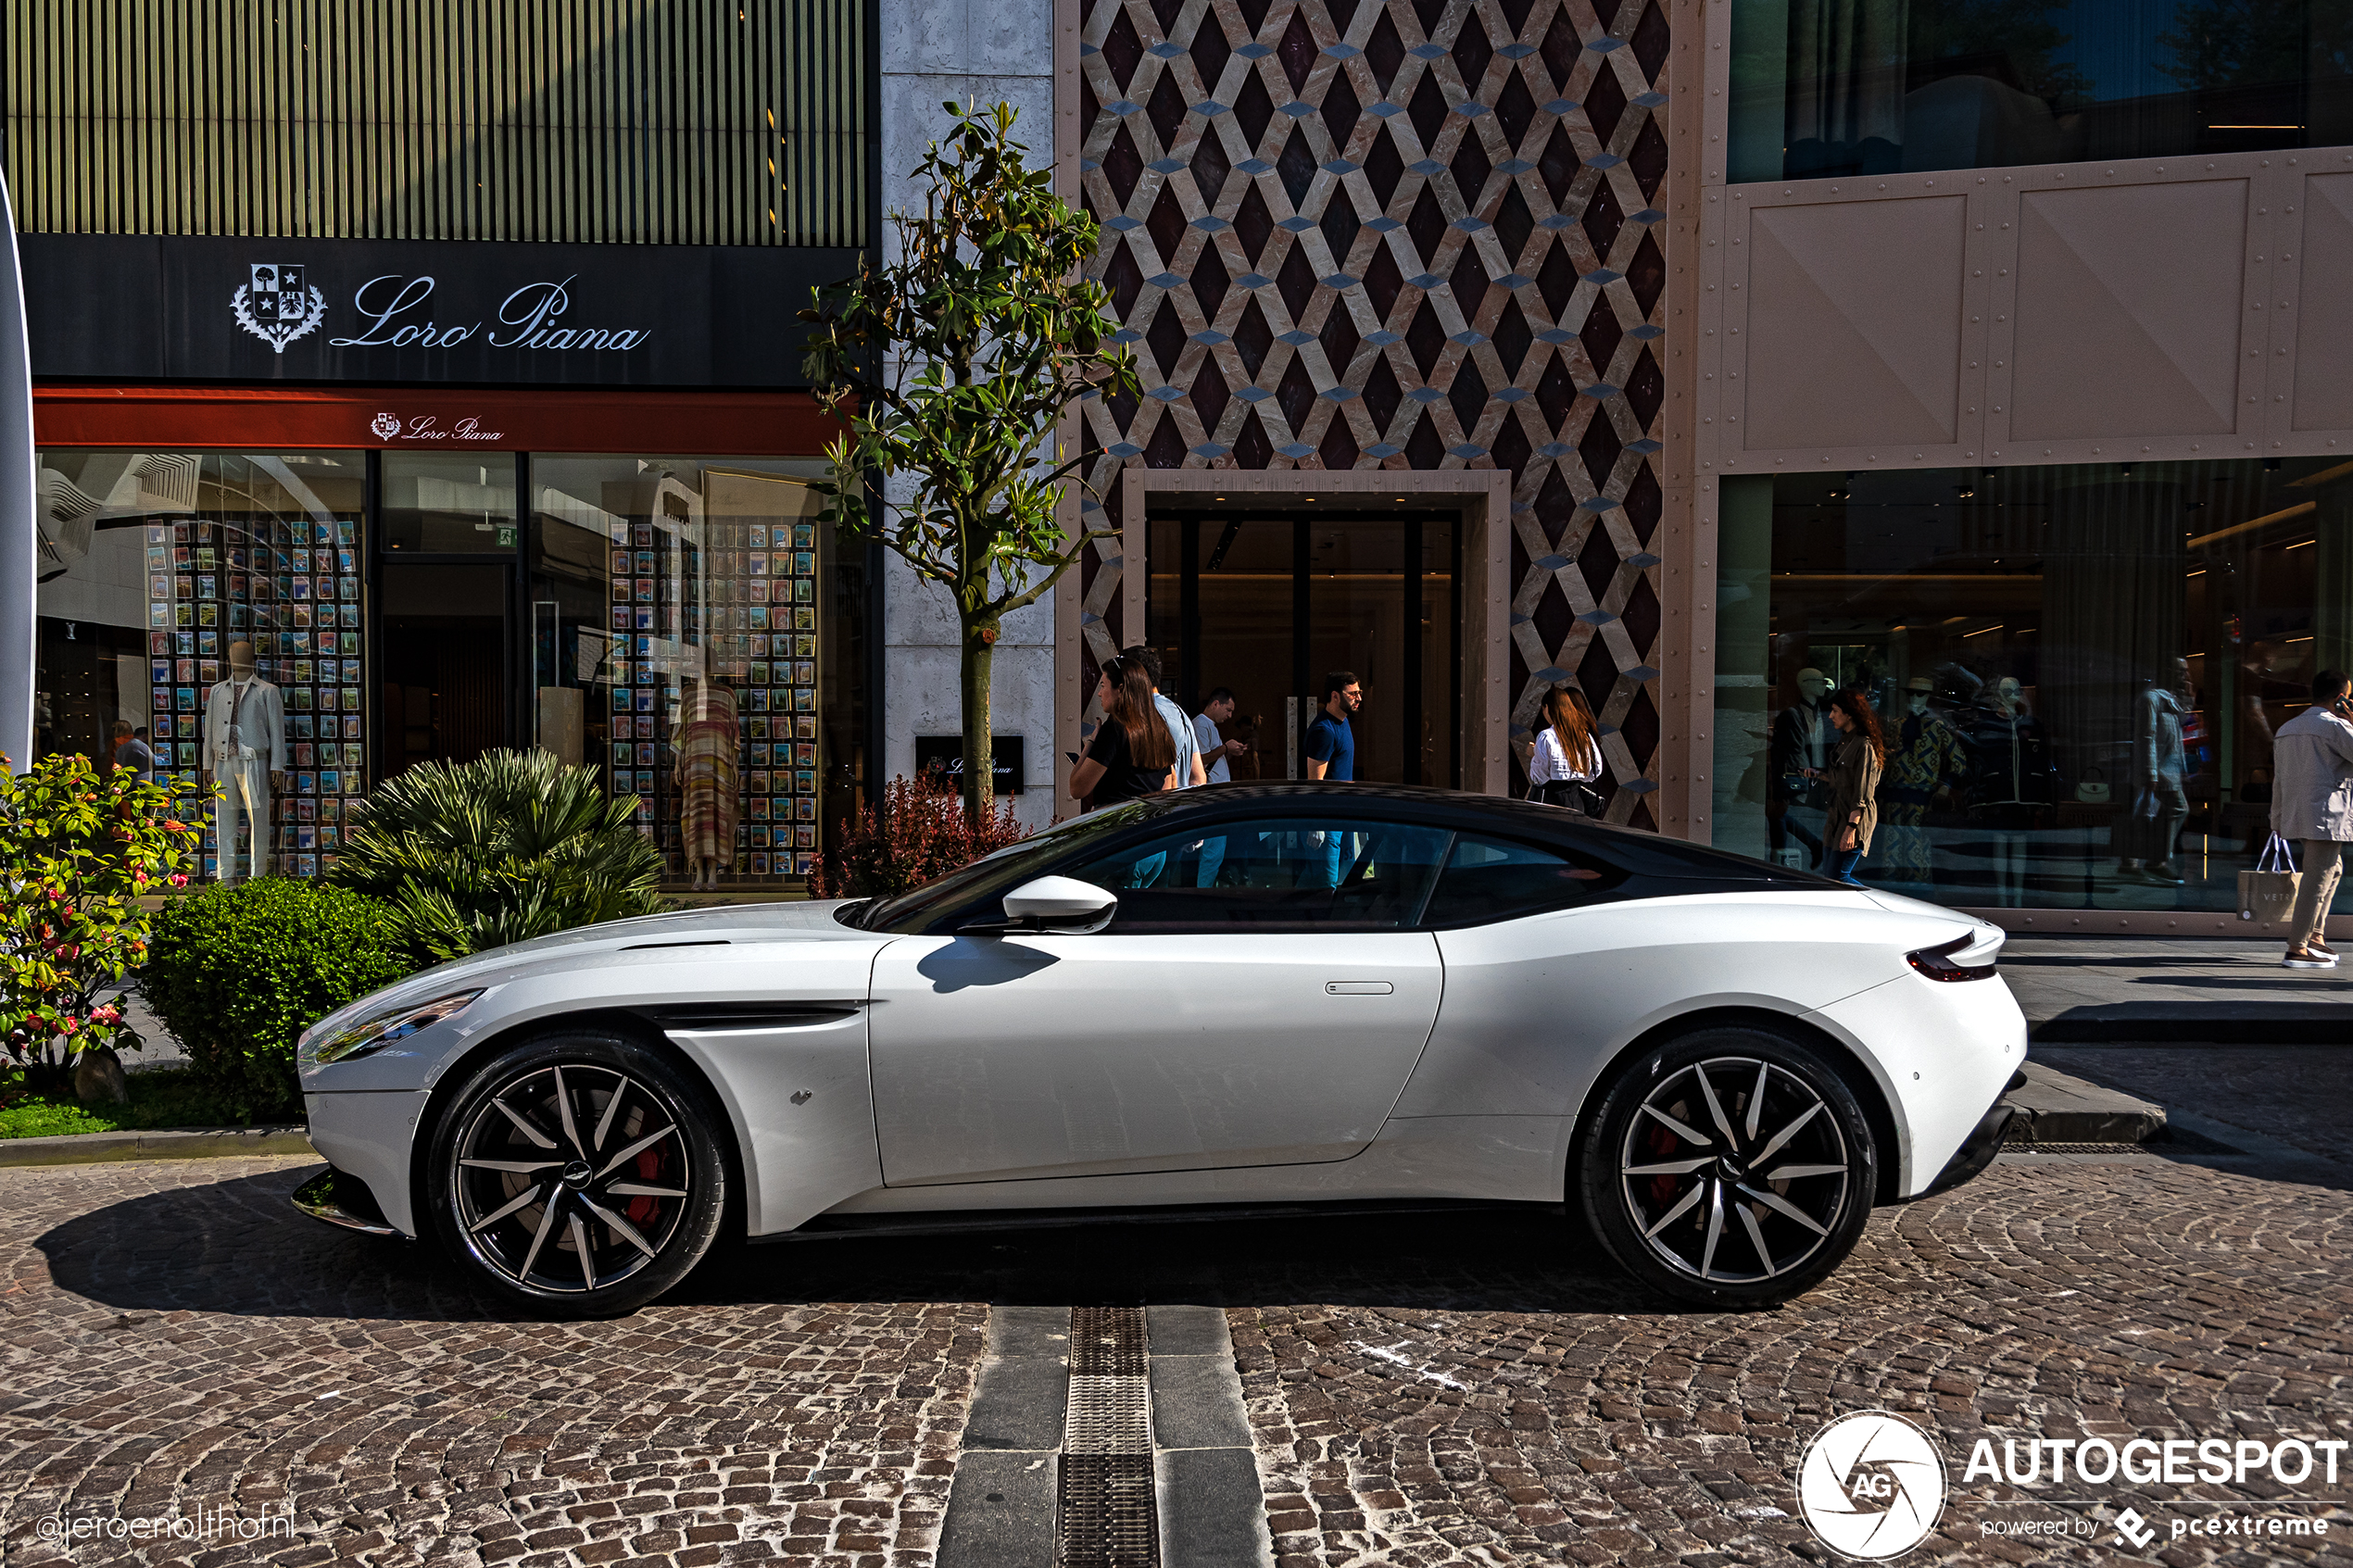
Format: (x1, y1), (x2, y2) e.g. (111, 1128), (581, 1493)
(427, 1029), (727, 1316)
(1579, 1025), (1877, 1309)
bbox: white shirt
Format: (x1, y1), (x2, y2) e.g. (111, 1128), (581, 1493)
(1529, 727), (1602, 784)
(1192, 712), (1229, 784)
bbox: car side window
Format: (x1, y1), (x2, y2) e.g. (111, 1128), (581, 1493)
(1059, 817), (1453, 932)
(1420, 834), (1613, 927)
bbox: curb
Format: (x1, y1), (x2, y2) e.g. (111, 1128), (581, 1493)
(0, 1126), (311, 1167)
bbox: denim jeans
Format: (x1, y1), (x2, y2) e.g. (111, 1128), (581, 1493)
(1823, 847), (1867, 886)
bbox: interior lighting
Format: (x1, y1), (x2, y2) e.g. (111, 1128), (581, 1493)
(2285, 538), (2317, 549)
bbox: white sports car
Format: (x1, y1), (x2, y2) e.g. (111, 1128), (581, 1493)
(294, 784), (2024, 1315)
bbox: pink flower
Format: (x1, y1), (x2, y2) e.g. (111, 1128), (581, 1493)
(168, 873), (188, 887)
(57, 1015), (79, 1035)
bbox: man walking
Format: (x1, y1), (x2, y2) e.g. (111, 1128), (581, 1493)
(1191, 687), (1245, 784)
(1304, 671), (1360, 782)
(2272, 668), (2353, 968)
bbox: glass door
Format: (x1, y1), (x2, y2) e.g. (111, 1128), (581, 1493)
(1149, 509), (1458, 785)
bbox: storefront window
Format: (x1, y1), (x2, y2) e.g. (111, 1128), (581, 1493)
(34, 450), (369, 880)
(383, 453), (520, 554)
(1712, 458), (2353, 910)
(529, 457), (860, 885)
(1729, 0), (2353, 182)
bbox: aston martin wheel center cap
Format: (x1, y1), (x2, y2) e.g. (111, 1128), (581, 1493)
(1718, 1154), (1748, 1182)
(561, 1160), (594, 1188)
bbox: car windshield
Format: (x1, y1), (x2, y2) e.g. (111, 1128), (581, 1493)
(851, 798), (1174, 934)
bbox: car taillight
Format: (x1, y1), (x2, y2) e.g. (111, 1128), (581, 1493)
(1906, 934), (1998, 982)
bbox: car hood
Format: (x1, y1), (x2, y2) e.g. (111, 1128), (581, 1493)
(300, 898), (871, 1051)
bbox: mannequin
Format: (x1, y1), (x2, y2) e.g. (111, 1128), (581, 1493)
(1768, 666), (1833, 868)
(201, 639), (286, 882)
(672, 676), (740, 891)
(1879, 675), (1968, 884)
(1967, 677), (2050, 906)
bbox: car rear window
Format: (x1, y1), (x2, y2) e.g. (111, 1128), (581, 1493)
(1419, 834), (1617, 927)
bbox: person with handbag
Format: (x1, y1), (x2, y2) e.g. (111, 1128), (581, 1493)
(1528, 685), (1604, 814)
(2270, 669), (2353, 968)
(1809, 690), (1885, 886)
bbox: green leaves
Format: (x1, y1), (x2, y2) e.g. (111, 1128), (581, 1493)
(325, 748), (666, 963)
(143, 880), (409, 1118)
(800, 101), (1138, 820)
(0, 753), (205, 1086)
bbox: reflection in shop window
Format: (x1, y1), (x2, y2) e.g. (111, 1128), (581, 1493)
(1712, 458), (2353, 912)
(34, 450), (368, 882)
(1729, 0), (2353, 182)
(529, 458), (855, 887)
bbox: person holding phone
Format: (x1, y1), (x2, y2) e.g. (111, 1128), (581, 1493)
(1191, 687), (1245, 784)
(1068, 654), (1176, 811)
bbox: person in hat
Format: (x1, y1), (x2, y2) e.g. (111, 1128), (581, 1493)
(1876, 676), (1968, 884)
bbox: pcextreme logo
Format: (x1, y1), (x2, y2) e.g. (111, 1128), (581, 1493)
(1797, 1411), (1947, 1560)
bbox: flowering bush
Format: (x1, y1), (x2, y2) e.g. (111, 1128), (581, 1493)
(809, 774), (1030, 899)
(0, 753), (205, 1090)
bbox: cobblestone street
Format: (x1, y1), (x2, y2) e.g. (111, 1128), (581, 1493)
(3, 1047), (2347, 1568)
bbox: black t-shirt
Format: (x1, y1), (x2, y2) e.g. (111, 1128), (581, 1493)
(1086, 720), (1172, 805)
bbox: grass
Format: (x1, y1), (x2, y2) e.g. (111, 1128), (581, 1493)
(0, 1065), (290, 1139)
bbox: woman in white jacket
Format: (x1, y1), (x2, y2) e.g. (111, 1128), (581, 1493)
(1528, 685), (1604, 813)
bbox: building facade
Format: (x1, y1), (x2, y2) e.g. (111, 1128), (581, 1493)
(12, 0), (2353, 929)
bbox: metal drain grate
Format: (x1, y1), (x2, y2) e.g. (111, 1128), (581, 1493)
(1069, 1305), (1148, 1376)
(1059, 1307), (1159, 1568)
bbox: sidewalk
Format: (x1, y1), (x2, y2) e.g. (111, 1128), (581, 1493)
(1999, 937), (2351, 1041)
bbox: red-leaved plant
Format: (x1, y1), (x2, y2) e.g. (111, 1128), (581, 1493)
(0, 752), (206, 1091)
(809, 774), (1030, 900)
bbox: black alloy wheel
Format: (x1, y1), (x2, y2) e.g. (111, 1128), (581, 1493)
(428, 1028), (727, 1315)
(1579, 1025), (1877, 1308)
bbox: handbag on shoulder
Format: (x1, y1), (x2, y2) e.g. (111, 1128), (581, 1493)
(1530, 778), (1604, 816)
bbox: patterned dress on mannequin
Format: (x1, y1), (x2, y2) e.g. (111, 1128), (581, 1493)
(673, 682), (740, 873)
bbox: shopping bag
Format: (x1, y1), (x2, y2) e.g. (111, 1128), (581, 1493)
(2239, 833), (2300, 929)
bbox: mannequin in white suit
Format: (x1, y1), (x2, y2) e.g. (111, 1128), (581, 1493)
(202, 640), (287, 882)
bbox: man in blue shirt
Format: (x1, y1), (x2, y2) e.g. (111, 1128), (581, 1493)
(1304, 671), (1359, 781)
(1303, 671), (1361, 889)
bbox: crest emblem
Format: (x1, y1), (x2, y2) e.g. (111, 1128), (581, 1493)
(231, 264), (327, 353)
(370, 412), (403, 440)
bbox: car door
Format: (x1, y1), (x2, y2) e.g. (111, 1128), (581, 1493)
(866, 813), (1452, 1185)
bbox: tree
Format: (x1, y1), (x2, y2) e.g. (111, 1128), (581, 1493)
(801, 101), (1136, 821)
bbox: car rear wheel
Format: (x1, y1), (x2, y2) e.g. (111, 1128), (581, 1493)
(1579, 1025), (1877, 1309)
(427, 1029), (726, 1316)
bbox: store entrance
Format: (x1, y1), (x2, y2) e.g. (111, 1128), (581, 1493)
(1147, 508), (1460, 785)
(378, 562), (513, 779)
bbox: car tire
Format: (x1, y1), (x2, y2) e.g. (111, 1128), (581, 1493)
(1579, 1024), (1877, 1309)
(426, 1028), (727, 1317)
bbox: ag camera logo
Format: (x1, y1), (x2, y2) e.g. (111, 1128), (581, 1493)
(1798, 1411), (1947, 1559)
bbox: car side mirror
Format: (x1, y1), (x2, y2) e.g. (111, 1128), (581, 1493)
(963, 876), (1118, 935)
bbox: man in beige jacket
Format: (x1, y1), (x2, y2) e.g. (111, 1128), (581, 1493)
(2271, 669), (2353, 968)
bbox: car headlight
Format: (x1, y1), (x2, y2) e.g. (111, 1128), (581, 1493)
(309, 990), (484, 1065)
(1906, 932), (2001, 982)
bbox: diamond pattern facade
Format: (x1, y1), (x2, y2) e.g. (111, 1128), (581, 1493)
(1075, 0), (1670, 821)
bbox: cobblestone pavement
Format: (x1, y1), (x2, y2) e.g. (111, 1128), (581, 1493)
(2038, 1044), (2353, 1170)
(0, 1160), (984, 1568)
(5, 1048), (2349, 1568)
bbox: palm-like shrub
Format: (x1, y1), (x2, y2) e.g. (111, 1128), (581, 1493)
(329, 750), (665, 962)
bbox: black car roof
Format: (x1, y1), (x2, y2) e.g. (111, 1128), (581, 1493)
(1098, 783), (1839, 889)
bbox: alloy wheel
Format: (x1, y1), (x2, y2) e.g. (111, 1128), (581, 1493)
(1617, 1055), (1853, 1286)
(449, 1062), (694, 1295)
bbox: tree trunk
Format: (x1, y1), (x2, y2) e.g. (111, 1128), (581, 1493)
(960, 615), (998, 823)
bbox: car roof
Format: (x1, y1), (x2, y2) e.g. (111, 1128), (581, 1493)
(1108, 783), (1838, 889)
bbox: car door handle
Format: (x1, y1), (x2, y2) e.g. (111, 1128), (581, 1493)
(1326, 981), (1393, 995)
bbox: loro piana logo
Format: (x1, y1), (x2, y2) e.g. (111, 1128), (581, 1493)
(1798, 1411), (1948, 1560)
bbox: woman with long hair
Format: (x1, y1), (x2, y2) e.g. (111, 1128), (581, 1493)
(1811, 688), (1884, 885)
(1068, 653), (1177, 809)
(1528, 684), (1604, 813)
